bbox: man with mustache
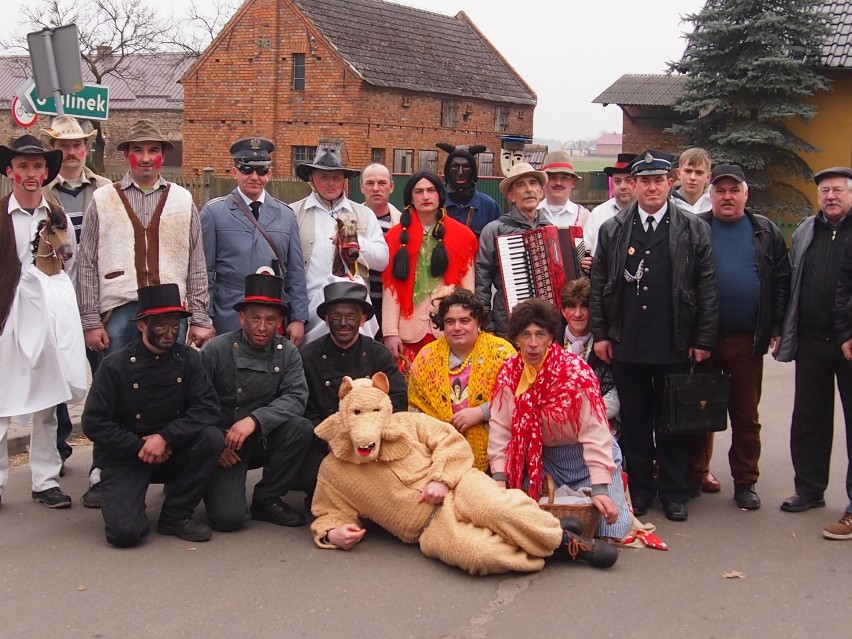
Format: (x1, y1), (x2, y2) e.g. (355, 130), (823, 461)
(537, 149), (590, 229)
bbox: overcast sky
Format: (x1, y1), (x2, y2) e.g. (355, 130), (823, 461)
(2, 0), (708, 141)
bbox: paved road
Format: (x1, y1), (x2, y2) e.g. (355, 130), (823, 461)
(1, 358), (849, 638)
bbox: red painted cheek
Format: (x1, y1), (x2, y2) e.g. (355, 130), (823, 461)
(127, 154), (139, 168)
(13, 174), (23, 185)
(153, 155), (164, 170)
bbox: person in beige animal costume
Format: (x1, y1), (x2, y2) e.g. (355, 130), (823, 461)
(310, 374), (617, 575)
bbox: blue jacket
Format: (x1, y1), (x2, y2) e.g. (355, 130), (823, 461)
(445, 190), (502, 236)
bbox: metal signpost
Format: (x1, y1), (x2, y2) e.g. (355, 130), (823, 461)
(26, 23), (85, 117)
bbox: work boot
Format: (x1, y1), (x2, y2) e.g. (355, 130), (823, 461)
(81, 483), (102, 509)
(559, 530), (618, 569)
(32, 487), (72, 509)
(250, 498), (306, 527)
(558, 516), (584, 535)
(156, 517), (213, 542)
(734, 484), (761, 510)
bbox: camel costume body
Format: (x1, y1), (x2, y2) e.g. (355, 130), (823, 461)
(311, 375), (563, 575)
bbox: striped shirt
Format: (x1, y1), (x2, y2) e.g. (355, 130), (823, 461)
(76, 172), (211, 330)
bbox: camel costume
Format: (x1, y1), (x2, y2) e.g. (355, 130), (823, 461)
(311, 374), (564, 575)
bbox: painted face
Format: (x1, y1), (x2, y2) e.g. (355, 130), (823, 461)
(611, 174), (636, 207)
(817, 176), (852, 223)
(326, 302), (365, 348)
(53, 139), (88, 175)
(139, 313), (181, 353)
(310, 169), (346, 202)
(635, 175), (673, 214)
(499, 149), (524, 177)
(240, 305), (283, 349)
(515, 322), (554, 367)
(448, 156), (472, 188)
(543, 172), (576, 205)
(507, 175), (544, 215)
(7, 155), (48, 193)
(410, 178), (440, 216)
(361, 165), (394, 211)
(710, 177), (748, 222)
(676, 164), (710, 202)
(232, 164), (270, 200)
(125, 142), (164, 186)
(561, 301), (590, 337)
(442, 304), (480, 355)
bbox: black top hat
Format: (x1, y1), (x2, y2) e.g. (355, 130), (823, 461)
(295, 147), (360, 182)
(233, 273), (288, 313)
(230, 137), (275, 166)
(0, 135), (63, 186)
(603, 153), (638, 177)
(710, 163), (747, 184)
(814, 166), (852, 185)
(316, 281), (374, 320)
(131, 284), (192, 321)
(631, 149), (675, 176)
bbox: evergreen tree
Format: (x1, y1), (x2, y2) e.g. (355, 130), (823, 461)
(669, 0), (832, 217)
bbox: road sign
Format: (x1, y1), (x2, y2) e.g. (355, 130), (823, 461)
(24, 80), (109, 121)
(27, 24), (84, 100)
(11, 96), (38, 128)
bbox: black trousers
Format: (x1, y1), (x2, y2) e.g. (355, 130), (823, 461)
(612, 360), (691, 505)
(99, 426), (224, 548)
(790, 336), (852, 503)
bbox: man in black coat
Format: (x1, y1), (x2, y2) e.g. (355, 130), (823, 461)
(83, 284), (222, 547)
(590, 150), (718, 522)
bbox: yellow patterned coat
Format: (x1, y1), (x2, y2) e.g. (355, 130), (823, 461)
(311, 374), (563, 575)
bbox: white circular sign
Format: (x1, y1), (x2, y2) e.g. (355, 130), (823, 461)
(11, 96), (38, 128)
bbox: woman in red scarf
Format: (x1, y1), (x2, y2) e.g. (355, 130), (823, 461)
(489, 299), (631, 540)
(382, 172), (478, 372)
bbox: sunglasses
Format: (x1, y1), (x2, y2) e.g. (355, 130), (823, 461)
(236, 164), (270, 176)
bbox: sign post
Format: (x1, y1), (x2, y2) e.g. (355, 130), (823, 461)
(26, 23), (84, 117)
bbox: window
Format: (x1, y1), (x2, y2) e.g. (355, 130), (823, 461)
(292, 53), (306, 91)
(418, 150), (438, 174)
(291, 145), (316, 177)
(478, 152), (494, 177)
(441, 100), (459, 128)
(495, 106), (510, 132)
(393, 149), (413, 174)
(371, 148), (386, 166)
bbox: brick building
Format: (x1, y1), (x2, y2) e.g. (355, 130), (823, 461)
(181, 0), (536, 179)
(0, 53), (193, 171)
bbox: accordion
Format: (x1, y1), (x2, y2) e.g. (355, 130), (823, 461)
(496, 226), (584, 313)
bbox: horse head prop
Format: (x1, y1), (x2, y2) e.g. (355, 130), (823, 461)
(31, 210), (72, 276)
(332, 213), (361, 278)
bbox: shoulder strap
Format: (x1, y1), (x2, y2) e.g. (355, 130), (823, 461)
(229, 194), (283, 266)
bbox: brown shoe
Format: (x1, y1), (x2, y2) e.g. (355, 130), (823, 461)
(702, 472), (721, 493)
(822, 512), (852, 540)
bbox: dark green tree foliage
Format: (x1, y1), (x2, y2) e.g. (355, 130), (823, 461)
(669, 0), (832, 216)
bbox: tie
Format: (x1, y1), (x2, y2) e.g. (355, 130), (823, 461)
(249, 201), (261, 220)
(646, 216), (655, 233)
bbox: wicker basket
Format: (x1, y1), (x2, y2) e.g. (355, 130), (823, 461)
(538, 474), (601, 538)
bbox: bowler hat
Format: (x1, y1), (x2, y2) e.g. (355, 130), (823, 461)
(117, 119), (174, 152)
(296, 147), (360, 181)
(631, 150), (675, 176)
(230, 137), (275, 166)
(233, 273), (288, 313)
(316, 281), (374, 320)
(814, 166), (852, 185)
(603, 153), (638, 177)
(0, 135), (63, 185)
(499, 162), (548, 195)
(131, 284), (191, 321)
(540, 149), (581, 179)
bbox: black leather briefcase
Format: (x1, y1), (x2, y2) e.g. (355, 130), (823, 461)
(661, 365), (729, 434)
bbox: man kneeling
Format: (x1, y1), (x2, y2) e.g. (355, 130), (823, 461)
(201, 273), (314, 530)
(82, 284), (222, 547)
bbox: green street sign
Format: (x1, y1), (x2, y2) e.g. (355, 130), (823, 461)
(24, 82), (109, 121)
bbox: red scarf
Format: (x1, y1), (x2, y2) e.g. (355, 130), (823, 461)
(492, 344), (609, 498)
(383, 209), (478, 318)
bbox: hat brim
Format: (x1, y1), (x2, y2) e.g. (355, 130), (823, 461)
(40, 128), (97, 144)
(813, 167), (852, 184)
(603, 166), (634, 177)
(0, 146), (63, 186)
(130, 308), (192, 321)
(632, 168), (671, 177)
(117, 139), (175, 152)
(296, 163), (361, 182)
(499, 170), (548, 195)
(316, 298), (375, 321)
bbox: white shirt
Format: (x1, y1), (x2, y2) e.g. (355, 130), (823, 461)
(537, 199), (588, 228)
(585, 197), (623, 256)
(638, 203), (668, 231)
(237, 187), (266, 206)
(676, 192), (712, 214)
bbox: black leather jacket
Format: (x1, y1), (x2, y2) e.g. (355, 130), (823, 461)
(590, 198), (718, 357)
(697, 209), (790, 355)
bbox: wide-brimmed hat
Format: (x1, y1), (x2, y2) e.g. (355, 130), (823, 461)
(131, 284), (191, 321)
(316, 281), (374, 321)
(233, 272), (288, 313)
(499, 162), (548, 195)
(0, 135), (63, 185)
(631, 149), (675, 176)
(540, 149), (581, 180)
(40, 115), (97, 144)
(295, 147), (360, 181)
(814, 166), (852, 185)
(603, 153), (638, 178)
(117, 119), (175, 152)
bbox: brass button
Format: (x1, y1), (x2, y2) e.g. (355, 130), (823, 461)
(274, 366), (280, 373)
(325, 381), (331, 387)
(135, 414), (141, 419)
(644, 267), (650, 273)
(645, 250), (651, 255)
(322, 354), (327, 360)
(277, 344), (283, 350)
(237, 388), (243, 394)
(643, 286), (649, 291)
(132, 383), (139, 389)
(130, 356), (137, 363)
(642, 305), (648, 310)
(176, 377), (182, 383)
(233, 342), (239, 349)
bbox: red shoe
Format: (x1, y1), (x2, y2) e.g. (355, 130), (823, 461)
(701, 472), (721, 493)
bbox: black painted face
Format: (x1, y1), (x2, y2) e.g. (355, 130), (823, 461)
(448, 157), (473, 188)
(326, 302), (364, 348)
(142, 314), (181, 352)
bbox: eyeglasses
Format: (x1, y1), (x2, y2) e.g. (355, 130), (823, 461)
(818, 186), (849, 196)
(236, 164), (270, 176)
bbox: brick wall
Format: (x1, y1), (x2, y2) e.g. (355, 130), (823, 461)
(622, 107), (686, 154)
(181, 0), (534, 180)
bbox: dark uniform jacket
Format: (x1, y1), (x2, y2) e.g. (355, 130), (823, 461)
(301, 335), (407, 425)
(82, 341), (220, 463)
(200, 330), (308, 435)
(697, 209), (791, 355)
(590, 198), (718, 359)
